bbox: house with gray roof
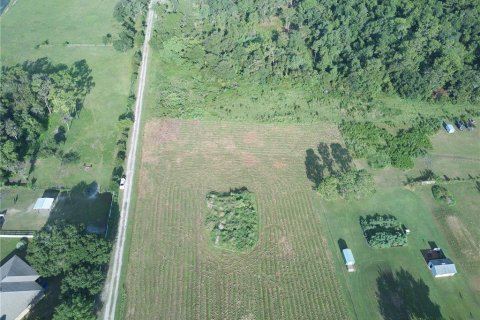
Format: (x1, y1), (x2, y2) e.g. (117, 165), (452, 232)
(1, 255), (44, 320)
(428, 258), (457, 278)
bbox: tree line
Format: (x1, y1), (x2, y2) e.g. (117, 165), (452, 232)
(1, 58), (94, 184)
(153, 0), (479, 103)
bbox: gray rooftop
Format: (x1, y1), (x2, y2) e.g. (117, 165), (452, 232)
(1, 255), (43, 320)
(429, 258), (457, 276)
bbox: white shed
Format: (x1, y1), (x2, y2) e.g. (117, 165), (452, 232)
(342, 249), (356, 272)
(33, 198), (54, 211)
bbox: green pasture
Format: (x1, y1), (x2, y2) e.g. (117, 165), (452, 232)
(1, 0), (133, 188)
(319, 188), (480, 319)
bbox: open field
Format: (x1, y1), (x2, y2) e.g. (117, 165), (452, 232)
(123, 120), (351, 319)
(1, 0), (133, 188)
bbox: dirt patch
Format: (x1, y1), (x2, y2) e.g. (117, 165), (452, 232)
(470, 277), (480, 292)
(145, 119), (181, 144)
(143, 120), (182, 164)
(241, 152), (258, 167)
(243, 131), (264, 148)
(273, 160), (287, 169)
(446, 216), (480, 258)
(278, 235), (294, 258)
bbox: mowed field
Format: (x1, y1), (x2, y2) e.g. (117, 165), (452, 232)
(124, 120), (351, 319)
(1, 0), (132, 188)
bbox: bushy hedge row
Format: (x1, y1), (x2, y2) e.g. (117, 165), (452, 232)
(317, 169), (375, 200)
(205, 188), (258, 251)
(339, 117), (441, 169)
(360, 214), (407, 248)
(112, 0), (148, 52)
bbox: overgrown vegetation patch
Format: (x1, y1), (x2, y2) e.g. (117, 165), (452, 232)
(360, 214), (407, 248)
(317, 169), (375, 200)
(339, 117), (441, 169)
(431, 185), (456, 206)
(205, 188), (258, 252)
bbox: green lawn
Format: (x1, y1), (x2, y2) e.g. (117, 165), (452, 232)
(318, 188), (480, 319)
(0, 238), (21, 262)
(1, 0), (133, 188)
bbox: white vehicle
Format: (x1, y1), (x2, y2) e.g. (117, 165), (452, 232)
(119, 177), (126, 190)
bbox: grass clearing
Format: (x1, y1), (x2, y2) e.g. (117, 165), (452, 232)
(320, 188), (480, 319)
(1, 0), (133, 188)
(124, 119), (351, 319)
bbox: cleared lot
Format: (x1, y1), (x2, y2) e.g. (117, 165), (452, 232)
(123, 120), (351, 319)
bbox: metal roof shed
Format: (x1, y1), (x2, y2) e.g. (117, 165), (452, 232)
(428, 259), (457, 277)
(33, 198), (54, 211)
(342, 249), (355, 266)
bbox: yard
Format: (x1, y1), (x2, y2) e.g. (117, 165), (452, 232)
(122, 120), (352, 319)
(0, 0), (133, 188)
(319, 188), (480, 319)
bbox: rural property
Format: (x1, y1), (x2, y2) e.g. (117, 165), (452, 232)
(1, 0), (480, 319)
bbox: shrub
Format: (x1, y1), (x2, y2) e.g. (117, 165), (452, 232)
(317, 169), (375, 200)
(432, 185), (455, 206)
(205, 188), (258, 251)
(360, 214), (407, 248)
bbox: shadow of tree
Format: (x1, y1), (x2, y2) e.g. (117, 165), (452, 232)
(318, 143), (334, 175)
(377, 268), (442, 320)
(305, 143), (354, 188)
(330, 143), (353, 172)
(305, 149), (324, 188)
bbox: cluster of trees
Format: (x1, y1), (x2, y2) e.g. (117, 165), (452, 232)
(360, 214), (407, 248)
(27, 223), (111, 320)
(0, 58), (94, 183)
(317, 169), (375, 200)
(153, 0), (479, 102)
(339, 117), (440, 169)
(112, 0), (148, 51)
(431, 185), (455, 206)
(205, 188), (258, 251)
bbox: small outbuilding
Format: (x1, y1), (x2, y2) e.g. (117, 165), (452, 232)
(444, 123), (455, 134)
(428, 258), (457, 278)
(342, 248), (356, 272)
(33, 198), (55, 212)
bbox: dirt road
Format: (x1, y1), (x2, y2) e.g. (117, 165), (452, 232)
(102, 3), (155, 319)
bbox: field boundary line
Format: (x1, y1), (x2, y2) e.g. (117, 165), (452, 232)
(102, 2), (155, 319)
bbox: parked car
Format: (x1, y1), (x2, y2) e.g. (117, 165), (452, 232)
(119, 176), (126, 190)
(455, 119), (466, 131)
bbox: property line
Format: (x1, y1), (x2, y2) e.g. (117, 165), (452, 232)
(102, 3), (155, 319)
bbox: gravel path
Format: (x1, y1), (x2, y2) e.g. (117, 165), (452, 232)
(102, 3), (155, 319)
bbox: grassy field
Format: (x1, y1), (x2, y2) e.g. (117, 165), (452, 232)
(123, 120), (351, 319)
(1, 0), (133, 188)
(320, 188), (480, 319)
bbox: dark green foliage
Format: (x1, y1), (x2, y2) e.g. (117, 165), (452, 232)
(431, 185), (455, 206)
(60, 150), (81, 165)
(112, 0), (148, 52)
(317, 169), (375, 200)
(52, 295), (96, 320)
(27, 223), (111, 317)
(0, 58), (94, 183)
(152, 0), (480, 116)
(340, 117), (441, 170)
(360, 214), (407, 248)
(205, 188), (258, 251)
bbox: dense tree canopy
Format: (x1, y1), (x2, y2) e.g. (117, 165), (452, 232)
(154, 0), (479, 102)
(0, 58), (93, 183)
(27, 223), (111, 318)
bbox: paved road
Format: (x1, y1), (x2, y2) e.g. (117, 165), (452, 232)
(102, 4), (155, 319)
